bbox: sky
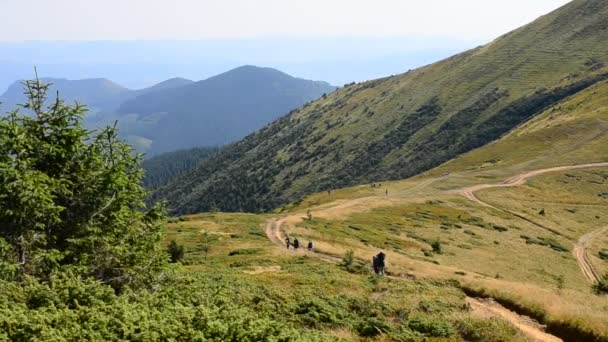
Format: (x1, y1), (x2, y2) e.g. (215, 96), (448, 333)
(0, 0), (572, 90)
(0, 0), (571, 41)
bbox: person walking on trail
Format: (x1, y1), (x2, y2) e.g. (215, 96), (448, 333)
(372, 252), (386, 275)
(293, 238), (300, 250)
(376, 252), (386, 275)
(307, 241), (314, 251)
(285, 236), (291, 249)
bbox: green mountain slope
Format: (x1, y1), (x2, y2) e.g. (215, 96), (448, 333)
(117, 66), (336, 156)
(429, 78), (608, 177)
(142, 146), (220, 189)
(153, 0), (608, 214)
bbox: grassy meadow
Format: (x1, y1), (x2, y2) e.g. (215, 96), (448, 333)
(165, 213), (530, 341)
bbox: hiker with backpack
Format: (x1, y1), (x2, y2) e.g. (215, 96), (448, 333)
(372, 252), (386, 275)
(307, 241), (314, 251)
(293, 238), (300, 250)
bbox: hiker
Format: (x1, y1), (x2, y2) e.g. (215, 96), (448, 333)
(307, 241), (314, 251)
(385, 189), (388, 196)
(285, 236), (291, 249)
(372, 252), (386, 275)
(293, 238), (300, 250)
(375, 252), (386, 275)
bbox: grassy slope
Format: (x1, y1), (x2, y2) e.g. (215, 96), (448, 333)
(430, 80), (608, 178)
(165, 213), (526, 341)
(267, 80), (608, 338)
(163, 79), (608, 339)
(154, 0), (608, 214)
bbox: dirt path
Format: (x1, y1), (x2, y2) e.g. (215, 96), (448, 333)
(573, 226), (608, 283)
(455, 162), (608, 278)
(466, 297), (562, 342)
(261, 163), (608, 341)
(264, 217), (561, 341)
(457, 162), (608, 205)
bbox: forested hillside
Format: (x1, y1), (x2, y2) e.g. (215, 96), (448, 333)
(152, 0), (608, 214)
(142, 146), (220, 189)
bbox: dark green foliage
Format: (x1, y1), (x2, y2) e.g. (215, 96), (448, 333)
(142, 146), (220, 188)
(0, 273), (329, 341)
(0, 79), (167, 291)
(407, 317), (454, 337)
(228, 248), (260, 256)
(492, 224), (509, 232)
(329, 97), (442, 185)
(357, 317), (392, 337)
(455, 317), (523, 342)
(341, 250), (355, 267)
(339, 250), (368, 274)
(167, 240), (185, 263)
(599, 249), (608, 261)
(520, 236), (569, 252)
(432, 240), (443, 254)
(593, 274), (608, 295)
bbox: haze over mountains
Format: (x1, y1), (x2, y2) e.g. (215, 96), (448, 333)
(0, 66), (335, 156)
(150, 0), (608, 214)
(0, 38), (473, 92)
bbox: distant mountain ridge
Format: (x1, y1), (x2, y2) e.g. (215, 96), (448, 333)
(150, 0), (608, 214)
(0, 67), (335, 156)
(117, 65), (336, 155)
(0, 77), (194, 119)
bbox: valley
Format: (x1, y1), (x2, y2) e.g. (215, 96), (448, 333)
(2, 0), (608, 341)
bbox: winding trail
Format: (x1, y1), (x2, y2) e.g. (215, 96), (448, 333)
(573, 226), (608, 283)
(264, 217), (561, 341)
(454, 162), (608, 282)
(466, 298), (561, 342)
(261, 162), (608, 341)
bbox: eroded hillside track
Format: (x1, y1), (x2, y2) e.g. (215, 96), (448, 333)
(573, 226), (608, 283)
(455, 162), (608, 283)
(260, 163), (608, 341)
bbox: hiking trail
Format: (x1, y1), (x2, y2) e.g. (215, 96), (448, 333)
(454, 162), (608, 283)
(573, 226), (608, 283)
(263, 216), (562, 342)
(262, 163), (608, 341)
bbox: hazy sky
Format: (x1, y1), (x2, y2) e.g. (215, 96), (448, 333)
(0, 0), (571, 41)
(0, 0), (573, 90)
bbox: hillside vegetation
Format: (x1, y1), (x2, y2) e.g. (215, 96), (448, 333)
(0, 82), (530, 342)
(142, 146), (220, 189)
(261, 65), (608, 340)
(152, 0), (608, 214)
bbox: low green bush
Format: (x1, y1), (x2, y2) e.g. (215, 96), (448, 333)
(228, 248), (261, 256)
(593, 275), (608, 295)
(455, 317), (524, 341)
(407, 317), (454, 337)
